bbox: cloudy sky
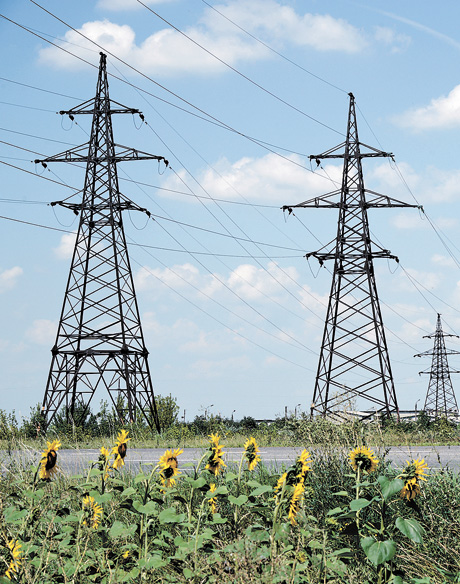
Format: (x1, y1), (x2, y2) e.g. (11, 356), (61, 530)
(2, 0), (460, 422)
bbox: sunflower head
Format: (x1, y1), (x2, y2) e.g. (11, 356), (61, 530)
(159, 448), (183, 471)
(205, 434), (226, 475)
(4, 539), (22, 580)
(82, 495), (103, 529)
(274, 471), (287, 493)
(244, 437), (261, 471)
(295, 449), (312, 481)
(399, 459), (428, 483)
(349, 446), (378, 473)
(112, 430), (130, 469)
(39, 439), (61, 480)
(400, 477), (421, 501)
(288, 482), (305, 525)
(208, 483), (217, 514)
(99, 446), (110, 462)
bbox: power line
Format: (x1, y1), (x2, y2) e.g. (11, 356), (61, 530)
(136, 0), (344, 136)
(200, 0), (348, 96)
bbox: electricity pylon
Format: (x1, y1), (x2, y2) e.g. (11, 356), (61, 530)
(283, 93), (419, 421)
(37, 53), (168, 432)
(414, 314), (460, 419)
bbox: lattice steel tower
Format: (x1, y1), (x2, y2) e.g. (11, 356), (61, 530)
(415, 314), (460, 418)
(283, 93), (418, 420)
(38, 53), (167, 431)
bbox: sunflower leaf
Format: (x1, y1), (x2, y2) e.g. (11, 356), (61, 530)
(249, 485), (273, 497)
(225, 472), (239, 483)
(395, 517), (425, 544)
(360, 537), (396, 566)
(378, 477), (405, 501)
(228, 494), (248, 506)
(350, 498), (372, 512)
(159, 508), (187, 524)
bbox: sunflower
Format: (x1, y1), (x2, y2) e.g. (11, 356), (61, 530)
(112, 429), (131, 469)
(349, 446), (378, 474)
(244, 437), (261, 471)
(274, 471), (287, 493)
(205, 434), (227, 475)
(82, 495), (103, 529)
(4, 540), (22, 580)
(159, 448), (183, 488)
(39, 439), (61, 480)
(398, 459), (428, 501)
(296, 449), (312, 483)
(400, 477), (421, 501)
(209, 483), (217, 514)
(288, 482), (305, 525)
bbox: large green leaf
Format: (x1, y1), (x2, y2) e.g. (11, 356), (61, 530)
(109, 521), (137, 538)
(395, 517), (425, 544)
(249, 485), (273, 497)
(228, 494), (248, 506)
(361, 537), (396, 566)
(378, 476), (405, 501)
(350, 498), (371, 512)
(159, 508), (187, 524)
(133, 500), (158, 516)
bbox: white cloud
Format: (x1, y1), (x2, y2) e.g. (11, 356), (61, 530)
(431, 254), (457, 268)
(38, 1), (367, 74)
(0, 267), (23, 293)
(97, 0), (175, 11)
(162, 153), (341, 204)
(392, 212), (456, 230)
(396, 268), (441, 292)
(25, 319), (57, 346)
(53, 232), (77, 260)
(395, 85), (460, 130)
(370, 161), (460, 204)
(373, 26), (411, 52)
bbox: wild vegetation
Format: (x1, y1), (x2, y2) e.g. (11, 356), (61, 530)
(1, 429), (460, 583)
(0, 397), (459, 450)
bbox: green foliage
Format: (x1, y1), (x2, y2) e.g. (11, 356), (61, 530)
(1, 438), (460, 583)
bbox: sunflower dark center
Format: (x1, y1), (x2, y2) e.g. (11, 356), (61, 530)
(163, 467), (174, 479)
(118, 443), (127, 459)
(45, 450), (57, 470)
(356, 455), (372, 471)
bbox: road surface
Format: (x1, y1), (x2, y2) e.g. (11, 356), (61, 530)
(2, 445), (460, 475)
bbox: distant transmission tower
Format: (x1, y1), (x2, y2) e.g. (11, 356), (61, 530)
(38, 53), (168, 431)
(414, 314), (460, 419)
(283, 93), (419, 421)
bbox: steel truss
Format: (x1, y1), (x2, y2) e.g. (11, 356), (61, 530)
(283, 93), (418, 421)
(415, 314), (460, 418)
(39, 53), (167, 431)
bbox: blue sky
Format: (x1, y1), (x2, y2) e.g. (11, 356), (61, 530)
(2, 0), (460, 422)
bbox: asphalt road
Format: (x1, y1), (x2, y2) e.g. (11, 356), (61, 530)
(3, 445), (460, 475)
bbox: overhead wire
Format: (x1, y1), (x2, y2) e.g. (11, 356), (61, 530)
(199, 0), (348, 95)
(8, 5), (344, 187)
(135, 0), (345, 136)
(128, 253), (316, 372)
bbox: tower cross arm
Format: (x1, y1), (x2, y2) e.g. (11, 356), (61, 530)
(309, 141), (393, 161)
(282, 189), (420, 210)
(34, 144), (168, 166)
(59, 97), (141, 117)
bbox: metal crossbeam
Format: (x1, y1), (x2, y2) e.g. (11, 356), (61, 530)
(39, 53), (166, 432)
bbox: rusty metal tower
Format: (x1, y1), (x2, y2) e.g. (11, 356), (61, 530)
(415, 314), (460, 419)
(283, 93), (418, 421)
(38, 53), (167, 431)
